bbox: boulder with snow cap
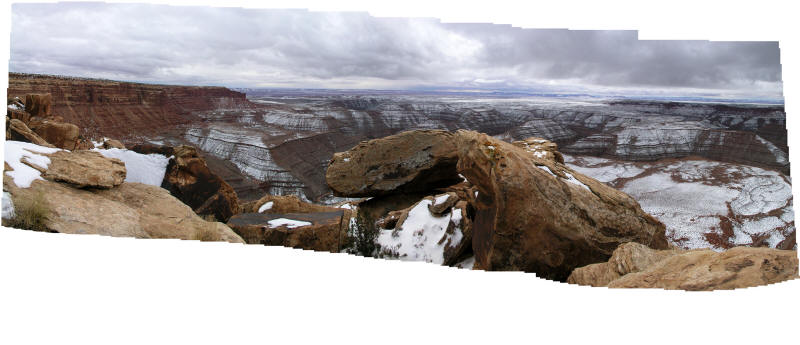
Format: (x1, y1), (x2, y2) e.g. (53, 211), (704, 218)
(242, 194), (340, 214)
(568, 242), (798, 290)
(326, 130), (463, 197)
(455, 130), (669, 281)
(227, 211), (348, 251)
(427, 192), (458, 216)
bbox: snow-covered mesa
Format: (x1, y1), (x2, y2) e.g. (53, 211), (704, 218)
(93, 148), (170, 186)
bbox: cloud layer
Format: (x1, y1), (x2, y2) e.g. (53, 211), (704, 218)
(9, 3), (783, 98)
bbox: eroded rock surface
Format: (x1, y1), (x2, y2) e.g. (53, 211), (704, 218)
(42, 150), (126, 188)
(326, 130), (462, 197)
(227, 211), (348, 252)
(568, 242), (799, 290)
(455, 130), (669, 280)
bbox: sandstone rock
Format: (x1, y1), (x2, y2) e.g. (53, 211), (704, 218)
(24, 93), (52, 117)
(326, 130), (462, 197)
(512, 137), (564, 164)
(454, 130), (669, 281)
(227, 211), (348, 251)
(30, 120), (80, 150)
(8, 108), (31, 124)
(162, 145), (241, 222)
(243, 194), (339, 214)
(102, 139), (126, 149)
(40, 150), (126, 188)
(130, 144), (175, 157)
(7, 119), (54, 147)
(427, 192), (458, 216)
(568, 242), (799, 290)
(3, 178), (244, 243)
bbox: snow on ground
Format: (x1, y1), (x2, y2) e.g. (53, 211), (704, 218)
(377, 198), (463, 264)
(258, 201), (274, 213)
(566, 154), (795, 250)
(267, 218), (312, 229)
(93, 148), (170, 186)
(2, 192), (15, 219)
(3, 141), (61, 188)
(563, 172), (591, 191)
(454, 256), (475, 269)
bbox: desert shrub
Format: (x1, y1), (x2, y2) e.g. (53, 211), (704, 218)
(344, 209), (381, 257)
(6, 191), (51, 232)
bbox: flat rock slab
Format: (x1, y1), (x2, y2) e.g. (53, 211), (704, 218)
(42, 150), (126, 188)
(228, 211), (347, 252)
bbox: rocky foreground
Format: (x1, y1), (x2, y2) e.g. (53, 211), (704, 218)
(4, 91), (798, 290)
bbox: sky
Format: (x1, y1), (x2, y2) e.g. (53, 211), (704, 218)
(9, 2), (784, 100)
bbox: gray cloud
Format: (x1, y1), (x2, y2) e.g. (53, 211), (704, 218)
(9, 2), (783, 98)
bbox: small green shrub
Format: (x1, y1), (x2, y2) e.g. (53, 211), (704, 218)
(6, 191), (51, 232)
(344, 209), (381, 257)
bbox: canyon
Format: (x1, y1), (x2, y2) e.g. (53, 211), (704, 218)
(5, 73), (794, 252)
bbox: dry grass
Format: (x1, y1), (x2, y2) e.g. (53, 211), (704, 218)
(193, 220), (222, 242)
(5, 191), (52, 232)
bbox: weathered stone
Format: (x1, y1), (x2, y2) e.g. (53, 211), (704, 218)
(326, 130), (462, 197)
(3, 178), (244, 243)
(227, 211), (348, 251)
(161, 145), (241, 222)
(7, 119), (55, 147)
(512, 137), (564, 164)
(102, 139), (126, 149)
(454, 130), (669, 281)
(30, 120), (80, 150)
(243, 194), (339, 214)
(427, 192), (458, 215)
(24, 93), (52, 117)
(40, 150), (126, 188)
(568, 242), (799, 290)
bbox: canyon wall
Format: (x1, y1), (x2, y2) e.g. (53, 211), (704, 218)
(7, 73), (253, 140)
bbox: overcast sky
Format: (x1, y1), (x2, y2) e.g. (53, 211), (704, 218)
(9, 2), (783, 99)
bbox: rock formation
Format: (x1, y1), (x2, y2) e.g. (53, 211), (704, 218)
(567, 242), (798, 290)
(8, 73), (254, 141)
(41, 150), (126, 188)
(326, 129), (670, 280)
(227, 211), (348, 252)
(3, 142), (244, 243)
(326, 130), (462, 197)
(160, 146), (241, 222)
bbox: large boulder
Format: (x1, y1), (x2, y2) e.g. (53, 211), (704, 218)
(161, 145), (241, 222)
(24, 94), (52, 117)
(326, 130), (463, 197)
(227, 211), (348, 251)
(568, 242), (799, 290)
(41, 150), (126, 188)
(2, 178), (244, 243)
(30, 120), (81, 150)
(7, 118), (54, 148)
(455, 131), (669, 280)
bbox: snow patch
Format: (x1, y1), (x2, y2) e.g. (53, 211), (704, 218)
(2, 192), (15, 219)
(258, 201), (274, 213)
(93, 148), (170, 186)
(377, 199), (461, 264)
(433, 194), (450, 206)
(3, 141), (61, 188)
(268, 218), (312, 229)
